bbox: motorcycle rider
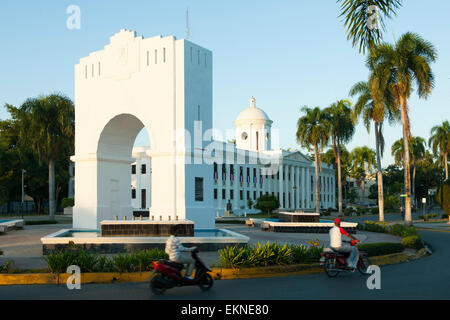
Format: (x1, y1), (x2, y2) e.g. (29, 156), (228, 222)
(165, 232), (197, 279)
(329, 218), (360, 270)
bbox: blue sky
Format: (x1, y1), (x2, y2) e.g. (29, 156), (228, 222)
(0, 1), (449, 167)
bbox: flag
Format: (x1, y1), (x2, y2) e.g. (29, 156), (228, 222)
(214, 171), (218, 180)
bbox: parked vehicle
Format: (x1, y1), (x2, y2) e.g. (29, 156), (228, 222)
(320, 240), (371, 277)
(149, 249), (213, 294)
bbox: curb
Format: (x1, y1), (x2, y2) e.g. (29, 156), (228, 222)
(0, 250), (429, 285)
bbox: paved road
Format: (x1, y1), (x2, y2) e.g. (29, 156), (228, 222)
(1, 229), (448, 300)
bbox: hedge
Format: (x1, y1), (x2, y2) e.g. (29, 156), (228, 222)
(24, 220), (58, 226)
(61, 198), (74, 209)
(401, 236), (423, 250)
(436, 180), (450, 214)
(357, 242), (404, 257)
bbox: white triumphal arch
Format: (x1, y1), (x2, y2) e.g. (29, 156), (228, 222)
(71, 29), (214, 229)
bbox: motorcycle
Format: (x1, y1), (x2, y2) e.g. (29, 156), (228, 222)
(320, 240), (371, 277)
(149, 249), (214, 295)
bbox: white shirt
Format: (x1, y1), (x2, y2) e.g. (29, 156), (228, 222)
(165, 236), (195, 262)
(329, 226), (342, 248)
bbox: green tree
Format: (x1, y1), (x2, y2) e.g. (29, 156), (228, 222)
(255, 194), (280, 216)
(350, 76), (398, 221)
(6, 94), (74, 220)
(324, 100), (355, 215)
(351, 146), (376, 205)
(429, 120), (450, 181)
(370, 32), (437, 225)
(337, 0), (403, 54)
(391, 136), (426, 207)
(296, 107), (330, 212)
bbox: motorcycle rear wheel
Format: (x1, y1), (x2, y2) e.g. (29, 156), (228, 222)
(357, 256), (371, 275)
(149, 274), (167, 295)
(324, 259), (339, 278)
(198, 273), (214, 291)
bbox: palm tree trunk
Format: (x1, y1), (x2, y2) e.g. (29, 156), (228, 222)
(375, 123), (384, 222)
(49, 158), (55, 220)
(361, 180), (365, 205)
(400, 96), (412, 225)
(337, 147), (343, 215)
(412, 161), (416, 208)
(314, 144), (321, 213)
(445, 153), (449, 180)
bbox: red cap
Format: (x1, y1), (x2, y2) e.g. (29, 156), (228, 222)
(334, 218), (341, 224)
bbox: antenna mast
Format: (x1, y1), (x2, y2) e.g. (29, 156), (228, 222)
(186, 8), (190, 40)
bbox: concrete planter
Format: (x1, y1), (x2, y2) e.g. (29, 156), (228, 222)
(63, 207), (73, 215)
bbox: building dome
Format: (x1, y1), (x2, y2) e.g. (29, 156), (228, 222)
(235, 97), (271, 122)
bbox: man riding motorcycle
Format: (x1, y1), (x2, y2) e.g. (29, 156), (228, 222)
(165, 233), (197, 279)
(329, 218), (360, 270)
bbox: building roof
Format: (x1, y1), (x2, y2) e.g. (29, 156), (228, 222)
(235, 97), (271, 122)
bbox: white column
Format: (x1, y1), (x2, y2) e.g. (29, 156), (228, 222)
(218, 164), (223, 212)
(296, 167), (300, 209)
(284, 165), (289, 209)
(290, 165), (295, 209)
(279, 164), (284, 208)
(306, 168), (311, 209)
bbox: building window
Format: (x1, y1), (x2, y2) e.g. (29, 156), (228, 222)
(141, 164), (146, 174)
(253, 191), (256, 200)
(155, 49), (157, 64)
(198, 49), (200, 64)
(132, 165), (136, 174)
(195, 177), (204, 201)
(256, 131), (259, 151)
(240, 190), (243, 200)
(197, 105), (200, 121)
(163, 48), (166, 63)
(98, 62), (101, 76)
(230, 190), (234, 200)
(141, 189), (146, 209)
(247, 190), (250, 200)
(147, 51), (149, 66)
(131, 188), (136, 199)
(214, 189), (217, 200)
(190, 47), (193, 62)
(222, 189), (226, 200)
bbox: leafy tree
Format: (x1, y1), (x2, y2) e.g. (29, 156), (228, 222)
(370, 32), (437, 225)
(392, 136), (426, 207)
(429, 120), (450, 180)
(324, 100), (355, 215)
(5, 94), (74, 219)
(296, 107), (330, 212)
(255, 194), (280, 216)
(350, 75), (398, 221)
(351, 146), (376, 205)
(337, 0), (403, 54)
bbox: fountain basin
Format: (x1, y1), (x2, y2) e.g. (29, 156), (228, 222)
(278, 212), (320, 223)
(101, 220), (194, 237)
(41, 228), (249, 254)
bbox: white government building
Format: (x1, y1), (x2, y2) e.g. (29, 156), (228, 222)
(130, 97), (336, 216)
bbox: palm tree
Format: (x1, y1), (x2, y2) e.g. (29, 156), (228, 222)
(324, 100), (355, 215)
(351, 146), (376, 205)
(370, 32), (437, 225)
(350, 78), (398, 221)
(6, 94), (74, 220)
(296, 107), (330, 213)
(337, 0), (403, 54)
(392, 137), (426, 208)
(429, 120), (450, 180)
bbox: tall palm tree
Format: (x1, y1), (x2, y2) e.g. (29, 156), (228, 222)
(296, 107), (330, 213)
(392, 136), (426, 208)
(337, 0), (403, 54)
(6, 94), (74, 220)
(351, 146), (376, 205)
(370, 32), (437, 225)
(429, 120), (450, 180)
(324, 100), (355, 215)
(350, 78), (398, 221)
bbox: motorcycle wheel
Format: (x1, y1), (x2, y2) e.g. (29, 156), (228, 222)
(149, 273), (166, 295)
(198, 273), (214, 291)
(357, 256), (371, 275)
(324, 259), (339, 278)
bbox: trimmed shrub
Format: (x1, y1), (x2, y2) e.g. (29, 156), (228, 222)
(61, 198), (74, 209)
(370, 207), (379, 215)
(389, 224), (417, 237)
(357, 242), (404, 257)
(363, 221), (388, 233)
(401, 236), (423, 249)
(344, 207), (354, 216)
(436, 180), (450, 214)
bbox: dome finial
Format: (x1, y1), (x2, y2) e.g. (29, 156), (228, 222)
(250, 96), (256, 108)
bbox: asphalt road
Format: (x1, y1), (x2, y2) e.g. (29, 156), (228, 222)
(0, 230), (448, 300)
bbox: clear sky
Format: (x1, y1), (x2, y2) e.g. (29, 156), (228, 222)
(0, 1), (449, 167)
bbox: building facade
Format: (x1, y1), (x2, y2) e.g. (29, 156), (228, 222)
(131, 98), (336, 215)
